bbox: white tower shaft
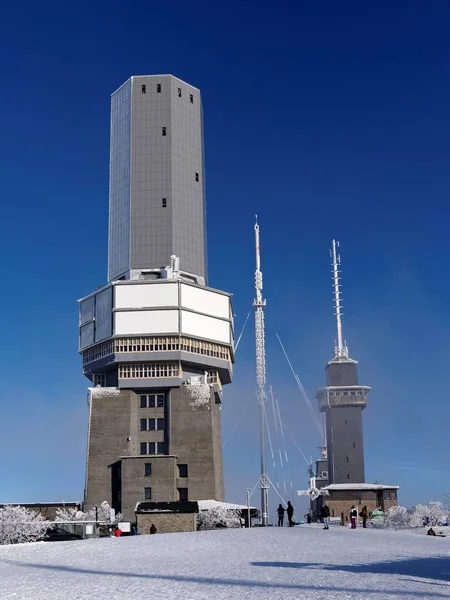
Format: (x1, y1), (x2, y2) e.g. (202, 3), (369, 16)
(331, 239), (348, 359)
(253, 218), (269, 525)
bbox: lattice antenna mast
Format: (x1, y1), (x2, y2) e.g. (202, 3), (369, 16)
(253, 217), (269, 526)
(330, 239), (348, 359)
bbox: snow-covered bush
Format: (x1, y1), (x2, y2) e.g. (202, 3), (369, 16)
(56, 501), (122, 525)
(410, 502), (447, 528)
(0, 505), (51, 545)
(385, 505), (410, 529)
(197, 506), (241, 530)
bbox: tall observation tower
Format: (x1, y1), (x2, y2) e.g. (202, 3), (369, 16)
(78, 75), (234, 521)
(316, 240), (371, 484)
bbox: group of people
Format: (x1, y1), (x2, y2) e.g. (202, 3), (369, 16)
(113, 524), (156, 537)
(320, 504), (368, 529)
(276, 502), (370, 529)
(277, 501), (295, 527)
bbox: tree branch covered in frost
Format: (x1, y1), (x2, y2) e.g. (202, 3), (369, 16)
(197, 506), (242, 530)
(385, 506), (410, 529)
(410, 502), (447, 527)
(0, 505), (51, 545)
(55, 501), (122, 525)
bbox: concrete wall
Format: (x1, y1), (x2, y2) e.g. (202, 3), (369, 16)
(326, 406), (365, 484)
(85, 384), (225, 520)
(136, 512), (197, 534)
(121, 456), (177, 520)
(170, 385), (224, 501)
(84, 389), (136, 512)
(326, 361), (358, 386)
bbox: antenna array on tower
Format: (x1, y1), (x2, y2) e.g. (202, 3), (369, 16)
(330, 239), (349, 359)
(253, 217), (269, 526)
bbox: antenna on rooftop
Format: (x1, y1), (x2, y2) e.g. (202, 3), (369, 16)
(330, 239), (348, 359)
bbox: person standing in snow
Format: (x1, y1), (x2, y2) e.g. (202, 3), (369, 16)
(350, 505), (357, 529)
(360, 506), (368, 528)
(321, 504), (330, 529)
(150, 523), (157, 534)
(277, 504), (285, 527)
(287, 501), (294, 527)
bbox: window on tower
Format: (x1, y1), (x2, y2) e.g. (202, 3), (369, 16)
(162, 198), (167, 208)
(190, 94), (193, 104)
(195, 172), (199, 182)
(157, 442), (165, 455)
(178, 87), (182, 97)
(178, 488), (188, 502)
(144, 463), (152, 476)
(144, 487), (152, 500)
(346, 456), (349, 463)
(178, 464), (188, 478)
(140, 442), (147, 455)
(149, 419), (156, 431)
(162, 127), (167, 136)
(157, 418), (164, 431)
(157, 83), (161, 93)
(141, 85), (146, 94)
(140, 419), (147, 431)
(148, 442), (156, 455)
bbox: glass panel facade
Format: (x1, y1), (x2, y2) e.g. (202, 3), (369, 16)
(79, 296), (94, 325)
(108, 79), (131, 281)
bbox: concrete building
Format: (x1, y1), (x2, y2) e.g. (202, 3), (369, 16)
(79, 75), (234, 521)
(321, 484), (399, 523)
(316, 352), (371, 484)
(311, 241), (398, 520)
(315, 240), (371, 485)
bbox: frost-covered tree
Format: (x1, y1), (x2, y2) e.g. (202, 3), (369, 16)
(385, 505), (410, 529)
(410, 502), (447, 528)
(0, 505), (51, 545)
(54, 508), (85, 522)
(197, 506), (242, 530)
(56, 501), (122, 525)
(443, 494), (450, 512)
(84, 501), (123, 524)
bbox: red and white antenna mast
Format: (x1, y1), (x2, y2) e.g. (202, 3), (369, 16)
(330, 239), (348, 359)
(253, 216), (269, 526)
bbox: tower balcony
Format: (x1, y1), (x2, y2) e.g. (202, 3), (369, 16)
(316, 385), (371, 412)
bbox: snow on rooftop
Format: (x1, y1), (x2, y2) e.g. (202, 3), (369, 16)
(0, 525), (447, 599)
(323, 483), (400, 491)
(197, 499), (255, 511)
(89, 387), (120, 398)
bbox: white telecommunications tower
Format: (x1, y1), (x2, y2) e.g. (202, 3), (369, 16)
(330, 239), (348, 360)
(253, 217), (269, 526)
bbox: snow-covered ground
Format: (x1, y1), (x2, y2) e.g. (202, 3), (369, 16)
(0, 524), (449, 599)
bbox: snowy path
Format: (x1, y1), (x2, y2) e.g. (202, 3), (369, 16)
(0, 525), (449, 599)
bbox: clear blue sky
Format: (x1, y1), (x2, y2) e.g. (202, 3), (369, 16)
(1, 0), (449, 513)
